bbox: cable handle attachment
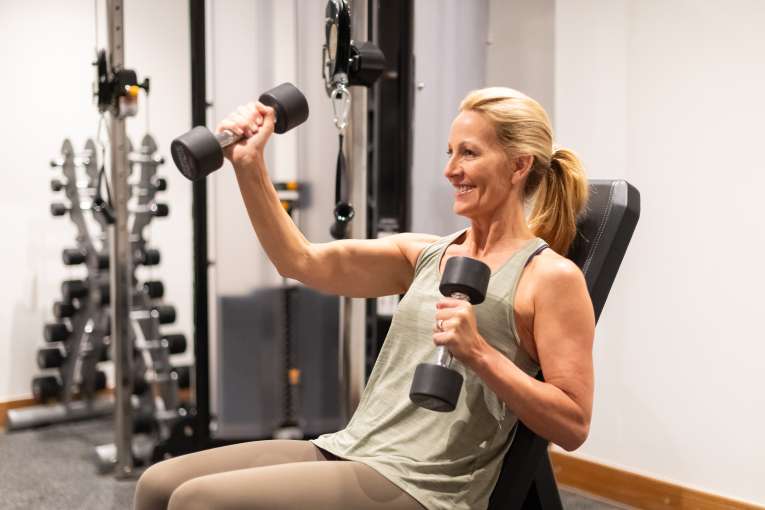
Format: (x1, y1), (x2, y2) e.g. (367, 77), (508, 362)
(331, 82), (351, 134)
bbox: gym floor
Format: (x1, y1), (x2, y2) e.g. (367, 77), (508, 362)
(0, 420), (626, 510)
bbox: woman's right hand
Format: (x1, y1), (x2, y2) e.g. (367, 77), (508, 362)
(217, 101), (276, 167)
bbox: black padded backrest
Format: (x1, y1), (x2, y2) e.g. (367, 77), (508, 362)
(567, 179), (641, 320)
(487, 179), (640, 509)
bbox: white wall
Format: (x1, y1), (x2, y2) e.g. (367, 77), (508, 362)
(411, 0), (488, 236)
(487, 0), (555, 117)
(0, 0), (192, 400)
(555, 1), (765, 505)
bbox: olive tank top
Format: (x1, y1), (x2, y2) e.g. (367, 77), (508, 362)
(312, 231), (545, 510)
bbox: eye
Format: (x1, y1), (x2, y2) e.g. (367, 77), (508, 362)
(463, 148), (476, 157)
(446, 149), (453, 157)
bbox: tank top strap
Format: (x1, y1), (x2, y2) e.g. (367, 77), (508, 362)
(413, 229), (468, 279)
(495, 237), (548, 374)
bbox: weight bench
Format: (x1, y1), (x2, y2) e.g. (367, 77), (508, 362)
(488, 179), (641, 509)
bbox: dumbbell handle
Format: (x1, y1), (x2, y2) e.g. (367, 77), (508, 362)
(435, 291), (471, 367)
(215, 130), (243, 150)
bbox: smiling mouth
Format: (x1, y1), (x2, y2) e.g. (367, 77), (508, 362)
(455, 185), (475, 196)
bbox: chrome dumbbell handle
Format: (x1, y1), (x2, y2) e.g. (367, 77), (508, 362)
(434, 291), (470, 367)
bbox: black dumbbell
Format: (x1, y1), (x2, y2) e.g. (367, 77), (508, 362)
(62, 279), (88, 302)
(143, 280), (164, 299)
(62, 248), (86, 265)
(150, 203), (169, 217)
(97, 281), (110, 305)
(50, 202), (68, 216)
(53, 301), (77, 319)
(37, 346), (66, 369)
(152, 177), (167, 192)
(136, 248), (161, 266)
(44, 322), (71, 343)
(171, 82), (309, 181)
(133, 409), (157, 434)
(32, 375), (63, 403)
(162, 334), (187, 355)
(96, 369), (107, 391)
(171, 365), (192, 389)
(409, 256), (491, 412)
(99, 341), (111, 362)
(152, 305), (176, 325)
(50, 178), (65, 192)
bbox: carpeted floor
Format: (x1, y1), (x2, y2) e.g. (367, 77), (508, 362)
(0, 418), (625, 510)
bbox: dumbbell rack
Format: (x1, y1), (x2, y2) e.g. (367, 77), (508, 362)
(7, 136), (191, 468)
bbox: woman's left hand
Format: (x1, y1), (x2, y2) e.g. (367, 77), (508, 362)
(433, 298), (491, 369)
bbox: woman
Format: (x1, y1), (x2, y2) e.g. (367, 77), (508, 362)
(134, 87), (594, 510)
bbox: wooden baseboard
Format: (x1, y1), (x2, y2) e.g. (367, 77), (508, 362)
(0, 397), (38, 429)
(550, 450), (764, 510)
(1, 388), (192, 430)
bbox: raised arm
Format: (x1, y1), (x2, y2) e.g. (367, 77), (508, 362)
(220, 101), (437, 298)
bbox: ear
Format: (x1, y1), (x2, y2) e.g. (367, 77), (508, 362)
(511, 154), (534, 185)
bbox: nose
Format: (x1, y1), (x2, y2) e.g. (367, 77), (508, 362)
(443, 154), (460, 180)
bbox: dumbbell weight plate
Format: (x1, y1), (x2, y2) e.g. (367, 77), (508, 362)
(53, 301), (76, 319)
(152, 177), (167, 191)
(61, 279), (88, 302)
(171, 365), (192, 389)
(153, 305), (176, 325)
(37, 346), (66, 369)
(137, 249), (161, 266)
(32, 375), (63, 403)
(62, 248), (86, 265)
(94, 370), (107, 392)
(409, 363), (464, 412)
(162, 334), (187, 355)
(439, 256), (492, 305)
(151, 203), (169, 217)
(50, 203), (68, 216)
(44, 322), (71, 343)
(143, 280), (164, 299)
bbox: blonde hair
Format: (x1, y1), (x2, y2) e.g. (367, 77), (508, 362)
(459, 87), (588, 254)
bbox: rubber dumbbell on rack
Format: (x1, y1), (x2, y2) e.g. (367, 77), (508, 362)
(29, 139), (112, 408)
(95, 133), (191, 468)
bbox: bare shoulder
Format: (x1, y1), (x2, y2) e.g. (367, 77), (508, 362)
(388, 232), (441, 267)
(529, 249), (586, 289)
(521, 249), (591, 313)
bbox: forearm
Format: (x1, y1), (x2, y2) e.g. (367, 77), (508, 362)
(232, 156), (310, 278)
(471, 343), (589, 451)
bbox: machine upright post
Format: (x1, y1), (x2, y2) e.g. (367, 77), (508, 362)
(106, 0), (134, 479)
(339, 0), (369, 420)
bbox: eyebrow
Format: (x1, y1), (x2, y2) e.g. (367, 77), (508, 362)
(447, 140), (480, 150)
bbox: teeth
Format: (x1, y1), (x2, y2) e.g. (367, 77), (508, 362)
(457, 185), (473, 194)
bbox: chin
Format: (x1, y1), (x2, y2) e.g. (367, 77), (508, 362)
(452, 203), (474, 220)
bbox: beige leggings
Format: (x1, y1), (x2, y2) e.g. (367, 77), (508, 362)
(133, 439), (425, 510)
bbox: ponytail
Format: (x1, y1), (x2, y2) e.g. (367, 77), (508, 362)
(527, 148), (588, 255)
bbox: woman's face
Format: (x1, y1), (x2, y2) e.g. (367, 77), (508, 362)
(444, 110), (513, 219)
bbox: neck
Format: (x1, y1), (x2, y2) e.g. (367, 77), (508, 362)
(463, 195), (533, 257)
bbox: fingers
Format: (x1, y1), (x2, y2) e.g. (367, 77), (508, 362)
(436, 297), (469, 309)
(432, 331), (452, 347)
(216, 102), (269, 139)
